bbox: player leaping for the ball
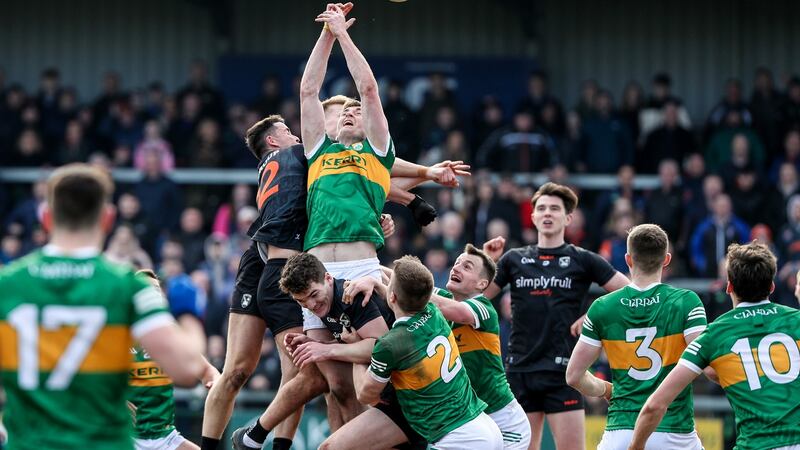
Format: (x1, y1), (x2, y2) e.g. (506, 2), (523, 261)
(301, 0), (467, 432)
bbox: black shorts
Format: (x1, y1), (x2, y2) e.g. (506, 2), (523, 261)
(229, 243), (264, 317)
(507, 370), (584, 414)
(375, 384), (428, 450)
(229, 251), (303, 335)
(256, 258), (303, 335)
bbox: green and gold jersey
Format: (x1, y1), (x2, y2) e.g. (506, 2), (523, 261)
(580, 283), (707, 433)
(0, 246), (172, 450)
(680, 300), (800, 450)
(129, 346), (175, 439)
(435, 288), (514, 414)
(369, 302), (487, 443)
(304, 135), (395, 251)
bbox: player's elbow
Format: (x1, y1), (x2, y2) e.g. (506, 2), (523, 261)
(299, 84), (319, 100)
(356, 386), (378, 406)
(357, 82), (378, 99)
(564, 370), (580, 390)
(640, 397), (668, 417)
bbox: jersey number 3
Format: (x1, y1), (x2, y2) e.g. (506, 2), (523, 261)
(426, 335), (463, 383)
(256, 160), (280, 209)
(626, 327), (663, 381)
(8, 304), (107, 390)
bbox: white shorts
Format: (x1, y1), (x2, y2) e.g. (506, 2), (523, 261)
(488, 399), (531, 449)
(431, 412), (504, 450)
(302, 257), (382, 331)
(774, 445), (800, 450)
(134, 429), (187, 450)
(597, 429), (702, 450)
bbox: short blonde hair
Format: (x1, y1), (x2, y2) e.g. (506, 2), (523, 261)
(322, 95), (353, 112)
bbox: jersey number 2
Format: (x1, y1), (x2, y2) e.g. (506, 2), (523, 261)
(626, 327), (663, 381)
(256, 160), (280, 209)
(426, 335), (463, 383)
(8, 304), (107, 390)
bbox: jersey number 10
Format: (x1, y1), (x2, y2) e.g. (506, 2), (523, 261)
(8, 304), (107, 390)
(731, 333), (800, 390)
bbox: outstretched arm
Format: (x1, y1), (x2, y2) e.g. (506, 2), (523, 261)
(302, 3), (353, 157)
(319, 5), (389, 152)
(300, 30), (334, 157)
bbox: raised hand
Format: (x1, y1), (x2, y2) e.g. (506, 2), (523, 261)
(316, 4), (355, 37)
(482, 236), (506, 262)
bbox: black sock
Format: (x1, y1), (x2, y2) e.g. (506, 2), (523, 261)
(272, 437), (293, 450)
(246, 421), (270, 445)
(200, 436), (220, 450)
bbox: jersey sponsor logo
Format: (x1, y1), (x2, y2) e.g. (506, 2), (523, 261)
(559, 256), (571, 268)
(28, 262), (95, 279)
(554, 356), (570, 366)
(241, 293), (252, 309)
(520, 257), (536, 264)
(733, 306), (779, 320)
(514, 276), (573, 290)
(620, 294), (661, 307)
(406, 311), (433, 332)
(321, 153), (368, 171)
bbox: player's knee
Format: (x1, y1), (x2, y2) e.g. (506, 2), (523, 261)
(318, 437), (342, 450)
(299, 367), (328, 396)
(326, 375), (355, 404)
(222, 367), (253, 392)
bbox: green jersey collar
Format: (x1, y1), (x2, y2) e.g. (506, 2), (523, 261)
(392, 316), (412, 328)
(627, 282), (662, 292)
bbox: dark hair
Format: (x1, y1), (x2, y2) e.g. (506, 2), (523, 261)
(464, 244), (497, 285)
(531, 182), (579, 214)
(245, 114), (285, 159)
(627, 224), (668, 274)
(47, 164), (113, 231)
(391, 255), (433, 314)
(726, 242), (777, 302)
(653, 72), (672, 86)
(279, 253), (326, 295)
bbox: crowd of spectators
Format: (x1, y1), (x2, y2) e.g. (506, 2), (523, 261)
(3, 62), (800, 391)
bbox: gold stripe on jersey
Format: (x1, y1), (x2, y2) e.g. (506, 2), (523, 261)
(307, 149), (391, 194)
(0, 322), (131, 372)
(129, 361), (172, 387)
(710, 341), (799, 388)
(603, 333), (686, 370)
(393, 333), (461, 391)
(454, 327), (501, 356)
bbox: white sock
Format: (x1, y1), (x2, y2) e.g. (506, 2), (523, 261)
(243, 433), (263, 447)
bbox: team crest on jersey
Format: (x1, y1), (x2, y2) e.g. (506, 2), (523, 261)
(353, 143), (363, 151)
(559, 256), (571, 268)
(339, 313), (351, 329)
(241, 293), (252, 308)
(542, 260), (550, 266)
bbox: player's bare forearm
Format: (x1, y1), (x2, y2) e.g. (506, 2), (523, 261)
(628, 400), (667, 450)
(299, 29), (335, 148)
(328, 339), (376, 364)
(570, 371), (610, 398)
(336, 30), (389, 148)
(430, 293), (476, 326)
(300, 30), (335, 99)
(353, 363), (383, 406)
(387, 182), (418, 205)
(391, 158), (430, 178)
